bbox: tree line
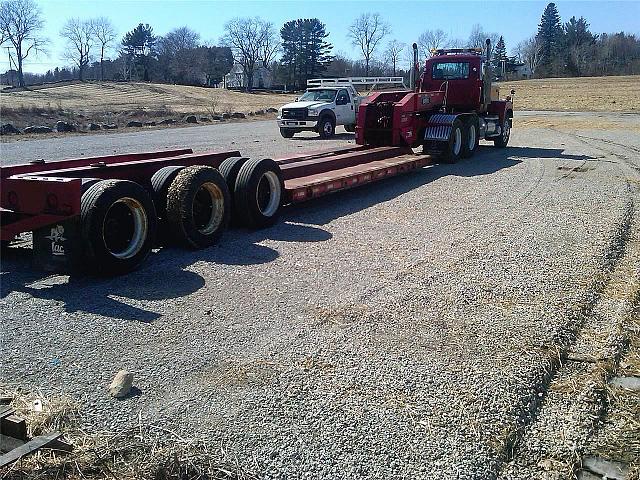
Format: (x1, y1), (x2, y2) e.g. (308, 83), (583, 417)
(1, 0), (639, 90)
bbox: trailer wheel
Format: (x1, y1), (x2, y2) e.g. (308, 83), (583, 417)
(461, 116), (479, 158)
(151, 166), (185, 218)
(280, 128), (295, 138)
(81, 180), (156, 275)
(439, 119), (464, 164)
(234, 158), (283, 229)
(218, 157), (249, 194)
(494, 117), (511, 148)
(318, 116), (335, 139)
(165, 165), (230, 249)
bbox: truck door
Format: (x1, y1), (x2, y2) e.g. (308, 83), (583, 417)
(335, 89), (354, 125)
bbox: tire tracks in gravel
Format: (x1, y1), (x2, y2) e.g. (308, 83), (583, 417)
(497, 129), (640, 479)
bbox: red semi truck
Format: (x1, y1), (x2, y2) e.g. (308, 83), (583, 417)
(1, 40), (513, 275)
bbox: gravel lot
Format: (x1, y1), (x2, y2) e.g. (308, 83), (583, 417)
(1, 112), (639, 478)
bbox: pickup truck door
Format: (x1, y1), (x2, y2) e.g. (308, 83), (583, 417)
(335, 89), (355, 125)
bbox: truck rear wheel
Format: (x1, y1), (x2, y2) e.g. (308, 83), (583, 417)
(462, 116), (479, 158)
(318, 116), (335, 139)
(234, 158), (283, 229)
(280, 128), (295, 138)
(81, 180), (156, 275)
(439, 119), (464, 164)
(494, 117), (511, 148)
(165, 166), (230, 248)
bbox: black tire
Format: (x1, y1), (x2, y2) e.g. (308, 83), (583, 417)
(234, 158), (283, 229)
(218, 157), (249, 194)
(280, 128), (294, 138)
(81, 177), (103, 194)
(151, 166), (186, 219)
(80, 180), (157, 275)
(344, 124), (355, 133)
(318, 116), (335, 139)
(461, 116), (479, 158)
(439, 119), (464, 164)
(165, 165), (231, 249)
(494, 116), (511, 148)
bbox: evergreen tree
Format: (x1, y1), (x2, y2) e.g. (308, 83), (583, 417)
(281, 18), (333, 88)
(121, 23), (157, 80)
(536, 3), (564, 74)
(491, 35), (508, 77)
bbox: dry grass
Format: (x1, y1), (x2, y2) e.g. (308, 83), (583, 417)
(517, 115), (640, 133)
(502, 75), (640, 112)
(0, 386), (256, 480)
(0, 81), (295, 116)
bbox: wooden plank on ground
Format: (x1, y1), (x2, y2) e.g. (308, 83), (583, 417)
(0, 432), (63, 468)
(0, 433), (25, 453)
(1, 415), (27, 440)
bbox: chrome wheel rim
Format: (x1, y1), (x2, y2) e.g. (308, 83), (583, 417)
(468, 124), (476, 151)
(193, 182), (225, 235)
(256, 171), (281, 217)
(102, 197), (148, 259)
(453, 127), (462, 156)
(323, 121), (332, 136)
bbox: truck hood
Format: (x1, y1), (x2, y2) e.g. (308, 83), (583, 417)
(280, 101), (331, 110)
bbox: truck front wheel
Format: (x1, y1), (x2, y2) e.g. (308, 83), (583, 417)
(280, 128), (295, 138)
(494, 118), (511, 148)
(318, 116), (335, 139)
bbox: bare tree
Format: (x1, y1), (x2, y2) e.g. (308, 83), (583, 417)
(384, 39), (405, 75)
(417, 29), (447, 59)
(348, 13), (390, 75)
(0, 0), (46, 87)
(447, 38), (466, 48)
(516, 35), (544, 76)
(91, 17), (116, 81)
(468, 23), (499, 50)
(61, 18), (93, 81)
(223, 17), (277, 91)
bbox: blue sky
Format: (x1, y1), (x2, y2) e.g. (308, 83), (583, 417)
(7, 0), (640, 74)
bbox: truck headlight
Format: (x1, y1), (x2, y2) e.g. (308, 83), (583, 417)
(308, 108), (319, 117)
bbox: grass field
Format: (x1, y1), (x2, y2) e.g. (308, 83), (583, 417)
(0, 81), (295, 115)
(0, 75), (638, 133)
(503, 75), (639, 112)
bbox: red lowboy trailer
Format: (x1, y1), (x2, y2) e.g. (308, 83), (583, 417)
(1, 39), (513, 275)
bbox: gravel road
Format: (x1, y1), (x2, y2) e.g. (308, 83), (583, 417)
(2, 112), (639, 478)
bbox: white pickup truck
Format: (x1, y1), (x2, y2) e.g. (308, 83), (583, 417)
(277, 77), (406, 139)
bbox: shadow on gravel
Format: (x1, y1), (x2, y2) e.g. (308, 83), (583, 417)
(288, 145), (598, 226)
(295, 132), (355, 141)
(0, 222), (332, 322)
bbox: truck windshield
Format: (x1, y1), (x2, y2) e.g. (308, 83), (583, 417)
(299, 89), (337, 102)
(432, 62), (470, 80)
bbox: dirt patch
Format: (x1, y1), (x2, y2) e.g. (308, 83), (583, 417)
(503, 75), (640, 112)
(516, 115), (640, 132)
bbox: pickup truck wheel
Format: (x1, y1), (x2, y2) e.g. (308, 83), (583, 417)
(439, 119), (464, 164)
(318, 116), (335, 139)
(461, 116), (479, 158)
(280, 128), (295, 138)
(81, 180), (157, 275)
(234, 158), (283, 229)
(165, 166), (230, 248)
(494, 117), (511, 148)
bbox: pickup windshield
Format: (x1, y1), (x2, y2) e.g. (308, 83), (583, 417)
(299, 89), (337, 102)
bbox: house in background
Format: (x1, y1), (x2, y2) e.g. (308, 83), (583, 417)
(224, 63), (273, 89)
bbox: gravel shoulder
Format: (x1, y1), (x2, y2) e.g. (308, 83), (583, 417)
(1, 112), (639, 478)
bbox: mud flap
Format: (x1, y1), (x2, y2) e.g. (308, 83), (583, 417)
(423, 114), (457, 154)
(33, 218), (81, 272)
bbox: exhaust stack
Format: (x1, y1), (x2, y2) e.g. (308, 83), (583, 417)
(410, 43), (418, 91)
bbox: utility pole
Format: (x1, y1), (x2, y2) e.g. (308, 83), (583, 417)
(5, 46), (15, 86)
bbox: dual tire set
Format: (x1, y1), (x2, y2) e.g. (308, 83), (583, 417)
(80, 157), (283, 275)
(435, 115), (510, 164)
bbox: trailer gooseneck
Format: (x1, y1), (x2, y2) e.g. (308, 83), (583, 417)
(1, 39), (513, 275)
